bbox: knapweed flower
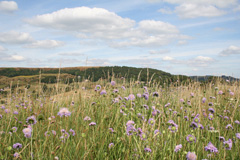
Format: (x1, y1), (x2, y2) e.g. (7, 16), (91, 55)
(204, 142), (218, 153)
(69, 129), (75, 136)
(148, 118), (155, 126)
(202, 97), (206, 103)
(26, 115), (37, 125)
(236, 133), (240, 139)
(111, 81), (116, 86)
(144, 147), (152, 153)
(100, 90), (107, 95)
(208, 113), (214, 120)
(186, 135), (196, 143)
(186, 152), (197, 160)
(208, 108), (215, 113)
(57, 108), (71, 117)
(5, 109), (10, 113)
(226, 124), (233, 130)
(95, 85), (101, 91)
(174, 144), (182, 152)
(153, 92), (159, 97)
(89, 122), (96, 126)
(13, 143), (22, 149)
(128, 94), (135, 101)
(223, 139), (232, 150)
(23, 127), (32, 138)
(113, 89), (118, 93)
(109, 143), (114, 149)
(84, 116), (91, 121)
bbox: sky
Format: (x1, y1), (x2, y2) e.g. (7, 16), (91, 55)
(0, 0), (240, 78)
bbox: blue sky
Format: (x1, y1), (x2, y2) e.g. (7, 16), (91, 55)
(0, 0), (240, 78)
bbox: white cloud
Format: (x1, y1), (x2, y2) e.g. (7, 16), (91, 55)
(158, 7), (173, 14)
(187, 56), (215, 67)
(26, 40), (64, 49)
(26, 7), (189, 48)
(58, 52), (85, 56)
(0, 31), (33, 44)
(0, 45), (7, 52)
(3, 55), (25, 61)
(233, 5), (240, 12)
(175, 3), (226, 18)
(162, 56), (174, 61)
(177, 40), (187, 45)
(0, 1), (18, 13)
(219, 45), (240, 56)
(149, 49), (170, 54)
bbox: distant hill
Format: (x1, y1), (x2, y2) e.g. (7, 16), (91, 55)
(0, 66), (189, 83)
(190, 75), (239, 82)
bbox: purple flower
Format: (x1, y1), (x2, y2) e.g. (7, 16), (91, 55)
(13, 111), (18, 115)
(208, 114), (214, 120)
(190, 122), (198, 130)
(226, 124), (233, 130)
(126, 125), (136, 135)
(95, 85), (101, 91)
(111, 81), (116, 86)
(140, 132), (147, 140)
(137, 93), (141, 98)
(187, 100), (191, 105)
(186, 152), (197, 160)
(202, 97), (207, 103)
(190, 93), (194, 97)
(144, 147), (152, 153)
(180, 98), (184, 102)
(224, 116), (229, 120)
(23, 127), (32, 138)
(186, 135), (196, 143)
(208, 108), (215, 113)
(154, 129), (160, 136)
(143, 104), (149, 110)
(236, 133), (240, 139)
(11, 127), (17, 133)
(234, 120), (240, 124)
(153, 92), (159, 97)
(198, 124), (204, 129)
(128, 94), (135, 101)
(165, 103), (171, 107)
(184, 116), (189, 121)
(218, 90), (223, 95)
(84, 116), (91, 121)
(126, 120), (135, 126)
(100, 90), (107, 95)
(148, 118), (155, 126)
(5, 109), (10, 113)
(208, 102), (213, 106)
(174, 144), (182, 152)
(121, 86), (126, 90)
(109, 128), (115, 133)
(14, 152), (20, 158)
(142, 93), (149, 100)
(229, 92), (234, 96)
(168, 122), (178, 133)
(13, 143), (22, 149)
(69, 129), (75, 136)
(52, 130), (56, 135)
(44, 131), (50, 137)
(223, 139), (232, 150)
(60, 131), (70, 142)
(0, 114), (2, 119)
(113, 89), (118, 93)
(204, 142), (218, 153)
(89, 122), (96, 126)
(219, 136), (225, 141)
(109, 143), (114, 149)
(26, 115), (37, 125)
(57, 108), (71, 117)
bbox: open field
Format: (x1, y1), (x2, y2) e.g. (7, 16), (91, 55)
(0, 76), (239, 159)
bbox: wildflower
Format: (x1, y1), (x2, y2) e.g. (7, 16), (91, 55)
(187, 100), (191, 105)
(219, 136), (225, 141)
(52, 130), (56, 135)
(111, 81), (116, 86)
(223, 139), (232, 150)
(202, 97), (206, 103)
(168, 123), (178, 133)
(190, 93), (194, 97)
(100, 90), (107, 95)
(224, 116), (229, 120)
(236, 133), (240, 139)
(14, 152), (20, 158)
(89, 122), (96, 126)
(208, 114), (214, 120)
(180, 98), (184, 102)
(229, 92), (234, 96)
(113, 89), (118, 93)
(204, 142), (218, 153)
(5, 109), (10, 113)
(186, 135), (196, 143)
(126, 125), (136, 135)
(0, 114), (2, 119)
(186, 152), (197, 160)
(26, 115), (37, 125)
(198, 124), (204, 129)
(193, 116), (200, 123)
(23, 128), (32, 138)
(208, 102), (213, 106)
(165, 103), (170, 107)
(60, 131), (70, 142)
(234, 120), (240, 124)
(121, 86), (126, 90)
(11, 127), (17, 133)
(144, 147), (152, 153)
(208, 108), (215, 113)
(218, 90), (223, 95)
(95, 85), (101, 91)
(128, 94), (135, 101)
(13, 143), (22, 149)
(153, 92), (159, 97)
(1, 105), (5, 109)
(148, 118), (155, 126)
(154, 129), (160, 136)
(126, 120), (135, 126)
(152, 110), (157, 116)
(184, 116), (189, 121)
(57, 108), (71, 117)
(174, 144), (182, 152)
(44, 131), (50, 137)
(109, 128), (115, 133)
(13, 111), (18, 115)
(226, 124), (233, 130)
(143, 104), (149, 110)
(140, 132), (147, 140)
(142, 93), (149, 100)
(109, 143), (114, 149)
(84, 116), (91, 121)
(190, 122), (198, 130)
(137, 93), (141, 98)
(69, 129), (75, 136)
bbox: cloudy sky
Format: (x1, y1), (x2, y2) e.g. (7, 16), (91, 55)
(0, 0), (240, 77)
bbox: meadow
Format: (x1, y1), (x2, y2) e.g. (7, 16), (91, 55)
(0, 75), (239, 160)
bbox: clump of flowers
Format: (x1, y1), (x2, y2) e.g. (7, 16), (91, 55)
(223, 139), (232, 150)
(57, 108), (71, 117)
(13, 143), (22, 149)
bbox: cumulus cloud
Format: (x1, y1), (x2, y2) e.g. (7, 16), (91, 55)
(3, 55), (25, 61)
(187, 56), (215, 67)
(26, 40), (64, 49)
(149, 49), (170, 54)
(162, 56), (174, 61)
(26, 7), (189, 48)
(0, 31), (34, 44)
(58, 52), (85, 56)
(0, 1), (18, 13)
(219, 45), (240, 56)
(158, 7), (173, 14)
(175, 3), (226, 18)
(0, 45), (7, 52)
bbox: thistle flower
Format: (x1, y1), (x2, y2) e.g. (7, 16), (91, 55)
(186, 135), (196, 143)
(26, 115), (37, 125)
(89, 122), (96, 126)
(223, 139), (232, 150)
(204, 142), (218, 153)
(190, 93), (194, 97)
(174, 144), (182, 152)
(128, 94), (135, 101)
(23, 127), (32, 138)
(57, 108), (71, 117)
(186, 152), (197, 160)
(180, 98), (184, 102)
(13, 143), (22, 149)
(95, 85), (101, 91)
